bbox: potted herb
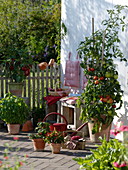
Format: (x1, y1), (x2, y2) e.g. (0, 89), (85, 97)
(45, 130), (64, 154)
(0, 93), (30, 134)
(28, 122), (50, 151)
(77, 5), (128, 142)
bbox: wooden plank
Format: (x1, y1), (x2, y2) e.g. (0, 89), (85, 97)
(46, 66), (49, 96)
(41, 69), (45, 107)
(32, 64), (36, 108)
(36, 65), (40, 108)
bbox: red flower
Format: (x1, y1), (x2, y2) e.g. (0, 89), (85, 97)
(119, 162), (127, 167)
(113, 162), (120, 167)
(4, 156), (8, 160)
(25, 154), (29, 158)
(119, 125), (128, 132)
(13, 137), (19, 140)
(110, 129), (120, 136)
(113, 162), (127, 168)
(19, 161), (23, 166)
(0, 161), (2, 167)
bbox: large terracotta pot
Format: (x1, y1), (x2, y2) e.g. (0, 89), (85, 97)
(22, 120), (33, 132)
(32, 139), (45, 151)
(7, 124), (20, 134)
(9, 82), (24, 97)
(88, 118), (112, 143)
(50, 143), (61, 154)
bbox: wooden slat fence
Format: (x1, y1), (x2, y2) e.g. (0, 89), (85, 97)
(0, 63), (61, 109)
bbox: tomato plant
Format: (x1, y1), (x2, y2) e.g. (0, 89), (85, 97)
(77, 5), (128, 133)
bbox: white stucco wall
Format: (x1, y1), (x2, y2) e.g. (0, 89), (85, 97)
(61, 0), (128, 135)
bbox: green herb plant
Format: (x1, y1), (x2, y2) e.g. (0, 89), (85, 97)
(0, 93), (30, 124)
(28, 122), (50, 139)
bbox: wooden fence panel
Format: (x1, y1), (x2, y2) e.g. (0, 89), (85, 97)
(0, 64), (61, 109)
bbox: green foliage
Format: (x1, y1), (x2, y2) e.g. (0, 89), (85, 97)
(28, 122), (50, 139)
(0, 93), (30, 124)
(1, 49), (33, 82)
(31, 106), (46, 127)
(77, 5), (128, 133)
(0, 0), (63, 63)
(74, 137), (128, 170)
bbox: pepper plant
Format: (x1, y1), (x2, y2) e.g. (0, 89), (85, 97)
(77, 5), (128, 133)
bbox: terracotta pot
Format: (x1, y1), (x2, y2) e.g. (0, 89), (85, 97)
(22, 120), (33, 132)
(32, 139), (45, 151)
(38, 62), (48, 70)
(88, 118), (112, 143)
(9, 82), (23, 97)
(50, 143), (61, 154)
(7, 124), (20, 134)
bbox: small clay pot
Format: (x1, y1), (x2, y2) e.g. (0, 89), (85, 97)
(38, 62), (48, 70)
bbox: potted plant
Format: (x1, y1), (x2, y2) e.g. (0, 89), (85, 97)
(77, 5), (128, 142)
(74, 138), (128, 169)
(0, 1), (34, 97)
(28, 122), (50, 151)
(74, 126), (128, 169)
(0, 48), (34, 97)
(45, 130), (64, 154)
(0, 93), (30, 134)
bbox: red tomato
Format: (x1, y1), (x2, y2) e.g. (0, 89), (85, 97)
(100, 97), (107, 102)
(88, 68), (92, 71)
(22, 67), (28, 71)
(94, 80), (99, 85)
(99, 77), (104, 80)
(24, 69), (30, 76)
(102, 98), (108, 102)
(112, 105), (116, 108)
(90, 68), (95, 71)
(93, 76), (98, 80)
(107, 98), (113, 104)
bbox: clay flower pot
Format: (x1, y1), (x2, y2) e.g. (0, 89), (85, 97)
(22, 120), (33, 132)
(32, 139), (45, 151)
(88, 117), (112, 143)
(50, 143), (61, 154)
(7, 124), (20, 134)
(8, 82), (24, 97)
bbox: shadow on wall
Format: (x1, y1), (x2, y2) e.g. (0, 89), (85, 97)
(118, 101), (128, 124)
(61, 0), (114, 61)
(61, 0), (116, 88)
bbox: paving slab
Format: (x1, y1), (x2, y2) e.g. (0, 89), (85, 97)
(0, 128), (97, 170)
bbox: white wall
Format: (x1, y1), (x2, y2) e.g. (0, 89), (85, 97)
(61, 0), (128, 136)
